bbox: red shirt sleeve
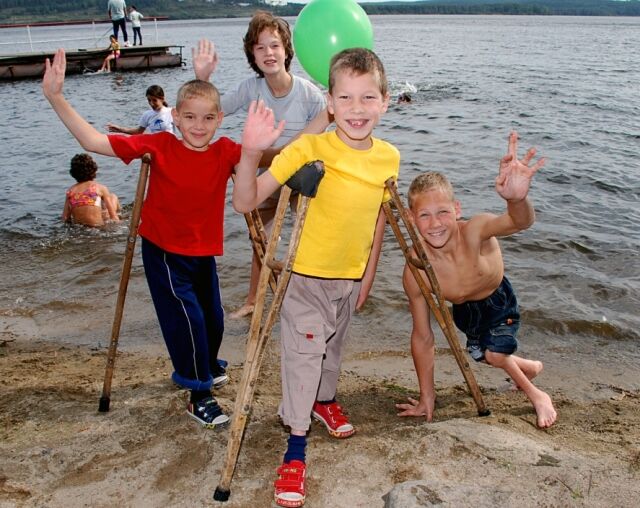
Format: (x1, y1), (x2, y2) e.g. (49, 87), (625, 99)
(108, 132), (169, 164)
(217, 136), (241, 168)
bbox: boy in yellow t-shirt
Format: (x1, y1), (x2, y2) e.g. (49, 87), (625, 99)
(233, 48), (400, 507)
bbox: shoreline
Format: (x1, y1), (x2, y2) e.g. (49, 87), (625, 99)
(2, 316), (639, 506)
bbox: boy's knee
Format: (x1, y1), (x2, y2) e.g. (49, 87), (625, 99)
(484, 349), (508, 366)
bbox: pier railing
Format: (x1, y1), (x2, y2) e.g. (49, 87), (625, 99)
(0, 20), (162, 53)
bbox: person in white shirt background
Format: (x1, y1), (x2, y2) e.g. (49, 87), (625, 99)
(128, 5), (144, 46)
(106, 85), (175, 135)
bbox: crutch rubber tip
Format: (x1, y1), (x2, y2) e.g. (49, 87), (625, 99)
(213, 487), (230, 501)
(478, 409), (491, 417)
(98, 396), (111, 413)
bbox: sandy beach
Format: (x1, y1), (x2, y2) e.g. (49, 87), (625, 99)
(2, 291), (639, 508)
(1, 11), (639, 508)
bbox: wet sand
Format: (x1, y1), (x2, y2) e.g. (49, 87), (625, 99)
(1, 289), (640, 508)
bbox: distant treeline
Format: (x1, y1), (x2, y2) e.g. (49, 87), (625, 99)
(0, 0), (262, 24)
(362, 0), (640, 16)
(1, 0), (639, 25)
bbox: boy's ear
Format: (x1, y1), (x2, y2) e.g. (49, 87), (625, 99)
(454, 200), (462, 220)
(217, 110), (224, 125)
(381, 92), (390, 113)
(171, 107), (179, 127)
(407, 207), (416, 224)
(326, 92), (335, 116)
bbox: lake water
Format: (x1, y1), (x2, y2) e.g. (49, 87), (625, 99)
(0, 15), (638, 371)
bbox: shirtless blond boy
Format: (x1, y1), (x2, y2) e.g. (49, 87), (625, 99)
(397, 132), (557, 428)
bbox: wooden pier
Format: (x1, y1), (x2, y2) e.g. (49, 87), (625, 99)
(0, 44), (184, 80)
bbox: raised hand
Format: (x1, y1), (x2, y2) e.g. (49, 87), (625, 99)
(241, 100), (285, 153)
(496, 131), (545, 202)
(42, 48), (66, 100)
(192, 39), (218, 81)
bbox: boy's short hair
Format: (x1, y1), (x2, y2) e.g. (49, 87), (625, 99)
(243, 11), (294, 77)
(408, 172), (455, 208)
(70, 153), (98, 183)
(175, 79), (221, 111)
(146, 84), (168, 107)
(328, 48), (388, 97)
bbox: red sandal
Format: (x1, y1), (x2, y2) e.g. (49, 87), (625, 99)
(312, 401), (355, 438)
(274, 459), (306, 507)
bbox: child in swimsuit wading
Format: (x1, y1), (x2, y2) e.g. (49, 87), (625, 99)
(62, 153), (121, 227)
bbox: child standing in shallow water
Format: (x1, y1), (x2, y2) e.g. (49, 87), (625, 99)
(397, 132), (557, 429)
(193, 10), (326, 319)
(62, 153), (120, 227)
(107, 85), (174, 135)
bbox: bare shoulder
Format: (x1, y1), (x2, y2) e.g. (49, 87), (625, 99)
(461, 213), (499, 241)
(462, 213), (497, 230)
(96, 183), (111, 194)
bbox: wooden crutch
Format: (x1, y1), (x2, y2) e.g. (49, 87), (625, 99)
(214, 162), (324, 502)
(233, 173), (278, 294)
(98, 154), (151, 413)
(382, 178), (490, 416)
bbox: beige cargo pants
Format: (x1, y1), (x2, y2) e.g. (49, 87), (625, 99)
(277, 273), (361, 432)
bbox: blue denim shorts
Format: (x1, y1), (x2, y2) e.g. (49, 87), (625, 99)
(451, 276), (520, 361)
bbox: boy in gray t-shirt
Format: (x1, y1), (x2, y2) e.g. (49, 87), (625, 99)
(194, 11), (326, 319)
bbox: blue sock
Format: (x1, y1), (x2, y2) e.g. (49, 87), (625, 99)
(283, 434), (307, 464)
(190, 390), (210, 404)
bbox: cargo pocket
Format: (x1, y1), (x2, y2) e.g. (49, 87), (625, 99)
(293, 322), (326, 355)
(487, 324), (518, 355)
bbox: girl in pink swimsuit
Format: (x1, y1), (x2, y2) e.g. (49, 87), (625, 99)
(62, 153), (121, 227)
(99, 35), (121, 73)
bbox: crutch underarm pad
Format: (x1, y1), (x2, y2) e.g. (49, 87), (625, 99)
(285, 160), (325, 197)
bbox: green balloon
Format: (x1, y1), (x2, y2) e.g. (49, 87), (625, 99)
(293, 0), (374, 88)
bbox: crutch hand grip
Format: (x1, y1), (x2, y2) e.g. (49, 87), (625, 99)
(286, 160), (324, 197)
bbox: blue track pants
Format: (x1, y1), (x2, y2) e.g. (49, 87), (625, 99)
(141, 238), (224, 391)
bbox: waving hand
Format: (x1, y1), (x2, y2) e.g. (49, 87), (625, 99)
(42, 48), (67, 101)
(241, 100), (285, 153)
(192, 39), (218, 81)
(496, 131), (545, 202)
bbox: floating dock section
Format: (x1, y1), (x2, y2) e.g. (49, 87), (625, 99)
(0, 44), (183, 80)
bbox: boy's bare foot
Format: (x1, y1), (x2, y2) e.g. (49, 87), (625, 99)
(532, 391), (557, 428)
(229, 303), (254, 319)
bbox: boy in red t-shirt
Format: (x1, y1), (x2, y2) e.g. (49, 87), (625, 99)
(43, 49), (284, 428)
